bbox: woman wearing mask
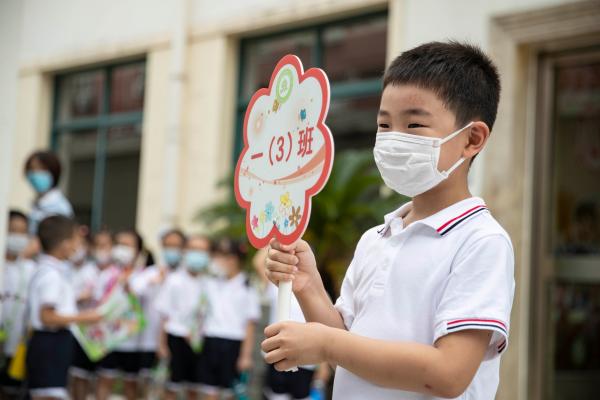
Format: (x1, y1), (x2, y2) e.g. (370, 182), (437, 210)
(95, 229), (145, 400)
(24, 150), (73, 236)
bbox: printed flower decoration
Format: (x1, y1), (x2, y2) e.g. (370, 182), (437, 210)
(251, 215), (259, 230)
(289, 206), (302, 227)
(265, 201), (275, 221)
(284, 218), (289, 228)
(280, 192), (292, 208)
(259, 211), (266, 224)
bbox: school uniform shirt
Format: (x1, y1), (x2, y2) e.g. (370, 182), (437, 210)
(155, 269), (208, 338)
(129, 265), (169, 351)
(29, 188), (74, 235)
(266, 283), (316, 371)
(28, 255), (77, 331)
(203, 272), (261, 341)
(333, 197), (515, 400)
(1, 258), (36, 355)
(70, 261), (99, 309)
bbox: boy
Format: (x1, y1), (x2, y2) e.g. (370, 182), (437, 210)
(26, 215), (101, 400)
(263, 41), (515, 400)
(198, 238), (260, 400)
(0, 211), (35, 399)
(155, 234), (211, 400)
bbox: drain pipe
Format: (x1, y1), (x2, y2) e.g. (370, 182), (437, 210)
(161, 0), (189, 230)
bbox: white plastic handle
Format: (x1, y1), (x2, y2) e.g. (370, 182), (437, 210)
(277, 280), (298, 372)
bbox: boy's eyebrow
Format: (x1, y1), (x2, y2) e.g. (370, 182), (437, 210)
(377, 108), (432, 117)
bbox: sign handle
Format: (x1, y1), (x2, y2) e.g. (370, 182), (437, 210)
(276, 280), (298, 372)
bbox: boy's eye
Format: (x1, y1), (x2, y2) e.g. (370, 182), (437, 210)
(378, 123), (390, 129)
(408, 123), (426, 128)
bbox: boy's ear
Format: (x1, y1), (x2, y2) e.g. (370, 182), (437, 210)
(463, 121), (490, 159)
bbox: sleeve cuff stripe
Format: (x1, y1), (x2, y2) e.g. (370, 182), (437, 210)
(447, 318), (507, 330)
(447, 322), (508, 336)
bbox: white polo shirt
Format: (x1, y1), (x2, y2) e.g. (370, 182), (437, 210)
(203, 272), (261, 341)
(28, 255), (77, 331)
(1, 258), (36, 354)
(333, 197), (515, 400)
(71, 261), (99, 308)
(155, 269), (208, 338)
(129, 265), (169, 350)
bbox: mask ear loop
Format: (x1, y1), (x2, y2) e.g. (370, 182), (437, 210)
(438, 121), (474, 177)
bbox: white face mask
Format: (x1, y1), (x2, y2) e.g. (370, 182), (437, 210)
(373, 122), (473, 197)
(94, 249), (112, 266)
(112, 245), (136, 267)
(6, 233), (29, 256)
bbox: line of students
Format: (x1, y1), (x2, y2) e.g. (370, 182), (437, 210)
(1, 210), (330, 400)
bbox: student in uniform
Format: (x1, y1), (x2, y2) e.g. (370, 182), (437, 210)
(198, 238), (261, 400)
(156, 234), (212, 400)
(26, 215), (101, 400)
(263, 42), (515, 400)
(95, 229), (145, 400)
(0, 211), (35, 399)
(91, 230), (113, 272)
(129, 228), (187, 392)
(69, 228), (101, 400)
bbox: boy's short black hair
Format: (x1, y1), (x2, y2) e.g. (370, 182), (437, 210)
(9, 209), (28, 226)
(161, 228), (187, 246)
(383, 41), (501, 131)
(213, 237), (248, 260)
(24, 150), (62, 188)
(38, 215), (77, 253)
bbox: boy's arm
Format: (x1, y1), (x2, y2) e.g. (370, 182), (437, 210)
(237, 321), (256, 372)
(266, 239), (346, 330)
(40, 306), (101, 328)
(157, 318), (170, 359)
(263, 322), (491, 398)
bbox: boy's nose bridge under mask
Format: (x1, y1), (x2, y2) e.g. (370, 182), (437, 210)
(373, 122), (474, 197)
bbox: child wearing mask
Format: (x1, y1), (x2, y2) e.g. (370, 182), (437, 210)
(69, 227), (101, 400)
(95, 229), (145, 400)
(91, 230), (113, 271)
(198, 238), (260, 400)
(155, 234), (212, 400)
(0, 211), (35, 399)
(26, 216), (101, 400)
(129, 229), (187, 388)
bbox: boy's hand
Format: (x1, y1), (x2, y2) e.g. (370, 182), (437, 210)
(261, 321), (330, 371)
(79, 309), (103, 324)
(236, 353), (253, 372)
(266, 239), (319, 294)
(157, 341), (170, 360)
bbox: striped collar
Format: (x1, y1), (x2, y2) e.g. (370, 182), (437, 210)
(378, 197), (488, 237)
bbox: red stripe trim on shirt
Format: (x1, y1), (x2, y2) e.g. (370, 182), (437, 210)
(447, 318), (507, 329)
(437, 205), (487, 233)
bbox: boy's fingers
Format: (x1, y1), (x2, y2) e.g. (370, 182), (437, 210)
(261, 336), (281, 353)
(274, 359), (296, 372)
(264, 322), (283, 338)
(270, 238), (295, 253)
(264, 349), (286, 365)
(265, 258), (297, 274)
(267, 248), (299, 265)
(266, 271), (294, 283)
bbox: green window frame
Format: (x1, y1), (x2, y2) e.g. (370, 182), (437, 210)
(51, 59), (145, 231)
(234, 11), (388, 160)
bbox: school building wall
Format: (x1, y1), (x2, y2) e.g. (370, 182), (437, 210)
(2, 1), (596, 399)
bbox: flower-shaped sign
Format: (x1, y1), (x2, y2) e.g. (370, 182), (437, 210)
(235, 55), (334, 248)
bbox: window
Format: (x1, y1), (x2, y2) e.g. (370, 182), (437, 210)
(51, 61), (145, 232)
(235, 12), (387, 158)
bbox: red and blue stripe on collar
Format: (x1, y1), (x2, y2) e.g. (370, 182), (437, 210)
(436, 204), (488, 236)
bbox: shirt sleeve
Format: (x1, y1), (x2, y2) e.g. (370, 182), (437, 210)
(37, 271), (62, 308)
(334, 256), (358, 330)
(154, 277), (172, 317)
(433, 234), (515, 360)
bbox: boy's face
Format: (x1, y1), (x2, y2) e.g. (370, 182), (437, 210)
(57, 230), (79, 260)
(377, 84), (469, 174)
(8, 217), (28, 235)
